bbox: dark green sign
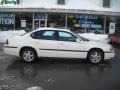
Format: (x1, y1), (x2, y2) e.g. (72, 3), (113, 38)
(2, 0), (17, 5)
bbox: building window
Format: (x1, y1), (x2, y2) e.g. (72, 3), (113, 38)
(106, 16), (120, 34)
(103, 0), (110, 8)
(47, 13), (65, 28)
(34, 13), (46, 29)
(67, 14), (104, 33)
(57, 0), (65, 5)
(0, 12), (14, 31)
(15, 13), (33, 31)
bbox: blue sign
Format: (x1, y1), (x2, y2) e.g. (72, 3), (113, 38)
(76, 15), (102, 29)
(0, 13), (14, 25)
(34, 13), (45, 19)
(0, 18), (14, 25)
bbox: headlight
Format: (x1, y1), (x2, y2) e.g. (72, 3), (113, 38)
(110, 46), (114, 51)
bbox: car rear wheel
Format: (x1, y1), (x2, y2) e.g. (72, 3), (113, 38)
(87, 50), (104, 64)
(21, 48), (37, 63)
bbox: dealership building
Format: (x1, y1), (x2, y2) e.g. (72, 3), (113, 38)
(0, 0), (120, 34)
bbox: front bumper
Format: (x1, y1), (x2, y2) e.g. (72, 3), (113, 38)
(104, 52), (115, 60)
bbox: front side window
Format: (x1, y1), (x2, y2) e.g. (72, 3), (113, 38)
(31, 30), (56, 40)
(58, 31), (76, 42)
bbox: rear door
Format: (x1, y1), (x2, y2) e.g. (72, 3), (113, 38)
(31, 30), (59, 57)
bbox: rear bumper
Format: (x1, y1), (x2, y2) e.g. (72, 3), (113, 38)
(3, 45), (19, 56)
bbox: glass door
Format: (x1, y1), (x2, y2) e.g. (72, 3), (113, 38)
(34, 20), (45, 29)
(34, 20), (40, 29)
(40, 20), (45, 27)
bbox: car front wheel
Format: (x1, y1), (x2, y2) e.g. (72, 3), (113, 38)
(87, 50), (104, 64)
(21, 48), (37, 63)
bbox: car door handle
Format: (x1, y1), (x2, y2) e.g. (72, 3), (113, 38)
(34, 42), (39, 44)
(59, 43), (64, 45)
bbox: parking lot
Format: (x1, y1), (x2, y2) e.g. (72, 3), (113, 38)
(0, 43), (120, 90)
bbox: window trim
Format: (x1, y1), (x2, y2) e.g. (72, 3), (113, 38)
(30, 30), (79, 42)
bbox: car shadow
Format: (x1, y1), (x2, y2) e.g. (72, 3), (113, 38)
(6, 58), (112, 79)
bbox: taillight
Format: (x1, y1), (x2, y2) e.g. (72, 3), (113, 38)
(6, 39), (9, 45)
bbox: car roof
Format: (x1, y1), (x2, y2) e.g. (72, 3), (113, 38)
(32, 27), (70, 33)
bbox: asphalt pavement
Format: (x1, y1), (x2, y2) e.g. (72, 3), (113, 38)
(0, 43), (120, 90)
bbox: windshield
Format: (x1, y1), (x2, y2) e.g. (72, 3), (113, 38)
(71, 31), (90, 41)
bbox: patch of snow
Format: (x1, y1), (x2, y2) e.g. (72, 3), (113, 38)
(0, 30), (26, 43)
(25, 86), (43, 90)
(78, 33), (108, 43)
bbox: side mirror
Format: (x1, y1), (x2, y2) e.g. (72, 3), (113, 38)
(76, 38), (80, 42)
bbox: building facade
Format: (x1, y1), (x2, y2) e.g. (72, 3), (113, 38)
(0, 0), (120, 34)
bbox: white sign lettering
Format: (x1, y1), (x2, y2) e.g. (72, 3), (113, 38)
(0, 18), (14, 25)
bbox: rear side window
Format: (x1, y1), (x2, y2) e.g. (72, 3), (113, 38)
(31, 30), (56, 40)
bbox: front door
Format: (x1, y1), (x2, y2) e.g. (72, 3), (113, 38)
(56, 31), (87, 58)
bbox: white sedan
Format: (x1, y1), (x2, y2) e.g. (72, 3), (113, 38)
(4, 28), (115, 64)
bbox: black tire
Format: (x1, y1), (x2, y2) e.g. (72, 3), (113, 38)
(87, 50), (104, 64)
(21, 48), (37, 63)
